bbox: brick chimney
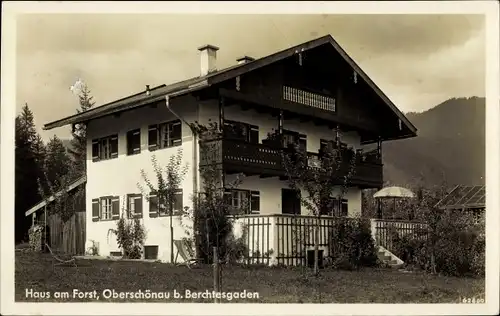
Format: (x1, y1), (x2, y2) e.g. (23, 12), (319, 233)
(198, 44), (219, 76)
(236, 56), (255, 65)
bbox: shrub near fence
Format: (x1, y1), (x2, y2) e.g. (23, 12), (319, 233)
(329, 217), (379, 270)
(390, 210), (485, 277)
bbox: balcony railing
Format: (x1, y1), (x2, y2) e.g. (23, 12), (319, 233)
(199, 138), (383, 187)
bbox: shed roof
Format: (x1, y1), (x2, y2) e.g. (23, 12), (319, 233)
(435, 185), (485, 210)
(25, 176), (87, 217)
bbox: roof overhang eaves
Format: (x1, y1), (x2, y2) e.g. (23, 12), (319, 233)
(43, 80), (209, 131)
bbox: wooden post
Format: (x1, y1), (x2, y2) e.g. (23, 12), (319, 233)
(278, 110), (284, 147)
(44, 205), (47, 252)
(278, 110), (284, 135)
(219, 96), (225, 133)
(377, 137), (382, 161)
(213, 246), (220, 303)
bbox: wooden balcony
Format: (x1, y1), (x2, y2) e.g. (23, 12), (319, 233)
(199, 138), (383, 188)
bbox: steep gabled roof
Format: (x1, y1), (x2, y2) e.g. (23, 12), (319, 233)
(435, 185), (486, 210)
(25, 176), (87, 217)
(44, 34), (417, 136)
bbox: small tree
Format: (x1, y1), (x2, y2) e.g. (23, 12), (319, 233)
(37, 163), (83, 223)
(189, 120), (248, 264)
(137, 149), (189, 263)
(280, 133), (358, 275)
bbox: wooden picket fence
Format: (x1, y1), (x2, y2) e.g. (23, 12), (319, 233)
(44, 212), (86, 255)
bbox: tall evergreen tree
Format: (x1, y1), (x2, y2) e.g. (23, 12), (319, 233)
(68, 84), (95, 176)
(15, 104), (46, 242)
(44, 135), (71, 188)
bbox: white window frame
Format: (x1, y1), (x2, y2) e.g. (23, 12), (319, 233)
(158, 121), (181, 149)
(100, 198), (113, 220)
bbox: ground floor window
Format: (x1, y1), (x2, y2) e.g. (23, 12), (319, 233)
(92, 196), (120, 222)
(224, 189), (260, 214)
(319, 198), (348, 217)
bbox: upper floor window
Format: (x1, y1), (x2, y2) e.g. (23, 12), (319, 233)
(92, 134), (118, 162)
(148, 120), (182, 151)
(127, 129), (141, 155)
(283, 86), (336, 112)
(223, 120), (259, 144)
(283, 130), (306, 152)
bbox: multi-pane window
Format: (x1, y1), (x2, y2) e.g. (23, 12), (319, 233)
(127, 129), (141, 155)
(91, 196), (120, 221)
(101, 198), (113, 220)
(283, 130), (306, 151)
(148, 120), (182, 151)
(224, 189), (260, 214)
(92, 135), (118, 162)
(127, 194), (143, 218)
(223, 120), (259, 143)
(319, 198), (348, 216)
(148, 189), (183, 218)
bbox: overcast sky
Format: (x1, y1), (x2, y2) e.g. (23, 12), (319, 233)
(16, 14), (485, 141)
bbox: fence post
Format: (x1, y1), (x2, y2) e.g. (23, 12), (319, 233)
(370, 219), (378, 245)
(272, 216), (279, 266)
(213, 246), (220, 303)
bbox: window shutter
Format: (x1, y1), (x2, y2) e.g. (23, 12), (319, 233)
(92, 198), (100, 222)
(148, 125), (158, 151)
(111, 196), (120, 219)
(299, 134), (307, 152)
(249, 125), (259, 144)
(134, 195), (143, 218)
(110, 135), (118, 158)
(126, 194), (132, 218)
(92, 140), (99, 162)
(250, 191), (260, 214)
(149, 192), (159, 218)
(223, 190), (232, 205)
(127, 129), (141, 155)
(173, 190), (183, 215)
(341, 199), (348, 217)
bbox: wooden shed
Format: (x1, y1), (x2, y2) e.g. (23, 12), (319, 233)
(25, 176), (87, 255)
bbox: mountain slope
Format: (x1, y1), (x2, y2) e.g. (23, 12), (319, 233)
(383, 97), (485, 187)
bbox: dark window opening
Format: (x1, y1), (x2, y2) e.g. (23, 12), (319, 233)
(127, 129), (141, 155)
(144, 245), (159, 260)
(223, 120), (259, 144)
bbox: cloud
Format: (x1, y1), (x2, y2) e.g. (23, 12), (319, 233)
(15, 14), (486, 140)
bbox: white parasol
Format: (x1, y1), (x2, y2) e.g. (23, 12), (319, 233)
(373, 186), (415, 198)
(373, 186), (415, 219)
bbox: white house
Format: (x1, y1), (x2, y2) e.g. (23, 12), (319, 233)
(42, 35), (417, 265)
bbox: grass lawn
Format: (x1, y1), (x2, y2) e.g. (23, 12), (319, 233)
(15, 250), (484, 303)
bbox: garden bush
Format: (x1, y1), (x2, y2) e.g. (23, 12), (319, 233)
(329, 217), (379, 270)
(390, 210), (484, 277)
(109, 216), (146, 259)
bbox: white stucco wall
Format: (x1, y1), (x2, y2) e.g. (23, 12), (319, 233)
(85, 98), (363, 260)
(85, 95), (197, 261)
